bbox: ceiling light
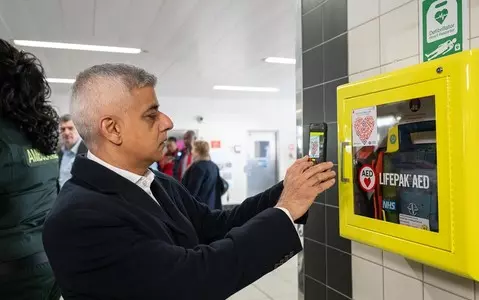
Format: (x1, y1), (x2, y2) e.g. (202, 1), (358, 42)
(13, 40), (142, 54)
(47, 78), (75, 84)
(264, 57), (296, 64)
(213, 85), (279, 92)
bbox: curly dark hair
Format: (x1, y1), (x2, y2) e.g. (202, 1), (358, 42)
(0, 39), (59, 155)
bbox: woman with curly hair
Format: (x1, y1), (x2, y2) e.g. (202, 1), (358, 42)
(0, 39), (61, 299)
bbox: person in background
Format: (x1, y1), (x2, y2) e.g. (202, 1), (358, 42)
(0, 38), (61, 300)
(58, 114), (87, 189)
(159, 136), (179, 177)
(173, 130), (196, 180)
(182, 140), (223, 210)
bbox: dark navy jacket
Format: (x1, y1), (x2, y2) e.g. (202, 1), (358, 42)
(43, 156), (305, 300)
(182, 160), (222, 210)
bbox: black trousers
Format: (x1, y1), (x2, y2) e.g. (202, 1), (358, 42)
(0, 262), (61, 300)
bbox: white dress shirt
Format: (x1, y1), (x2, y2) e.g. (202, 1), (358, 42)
(87, 152), (158, 204)
(86, 152), (295, 224)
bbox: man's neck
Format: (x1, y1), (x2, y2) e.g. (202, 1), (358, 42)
(65, 139), (78, 150)
(91, 150), (149, 176)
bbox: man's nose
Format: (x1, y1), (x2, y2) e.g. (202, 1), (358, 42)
(160, 113), (174, 131)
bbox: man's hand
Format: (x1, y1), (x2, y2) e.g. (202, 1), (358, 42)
(276, 156), (336, 221)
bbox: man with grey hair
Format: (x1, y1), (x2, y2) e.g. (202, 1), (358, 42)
(43, 63), (336, 300)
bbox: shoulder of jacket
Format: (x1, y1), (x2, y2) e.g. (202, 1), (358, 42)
(0, 119), (27, 145)
(78, 141), (88, 154)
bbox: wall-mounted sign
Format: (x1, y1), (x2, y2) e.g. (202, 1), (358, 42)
(420, 0), (469, 62)
(211, 140), (221, 148)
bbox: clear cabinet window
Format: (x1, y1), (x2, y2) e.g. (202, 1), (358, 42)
(352, 96), (438, 232)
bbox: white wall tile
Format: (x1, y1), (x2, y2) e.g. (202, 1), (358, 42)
(349, 67), (381, 82)
(380, 0), (419, 65)
(383, 251), (423, 280)
(384, 268), (422, 300)
(352, 256), (384, 300)
(472, 38), (479, 48)
(349, 18), (380, 74)
(348, 0), (379, 29)
(380, 55), (419, 73)
(471, 0), (479, 39)
(424, 284), (468, 300)
(351, 241), (383, 264)
(423, 266), (474, 300)
(380, 0), (414, 14)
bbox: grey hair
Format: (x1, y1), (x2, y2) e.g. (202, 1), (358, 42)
(59, 114), (72, 123)
(70, 63), (157, 147)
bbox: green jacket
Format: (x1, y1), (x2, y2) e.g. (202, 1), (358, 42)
(0, 118), (59, 261)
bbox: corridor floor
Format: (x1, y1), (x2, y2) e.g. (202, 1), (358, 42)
(59, 255), (298, 300)
(227, 256), (298, 300)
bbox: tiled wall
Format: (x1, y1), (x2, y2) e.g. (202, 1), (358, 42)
(348, 0), (479, 300)
(298, 0), (351, 299)
(298, 0), (479, 299)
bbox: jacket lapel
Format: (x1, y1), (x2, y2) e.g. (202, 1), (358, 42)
(57, 150), (64, 167)
(150, 179), (197, 247)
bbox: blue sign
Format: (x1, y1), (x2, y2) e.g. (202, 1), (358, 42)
(383, 200), (396, 211)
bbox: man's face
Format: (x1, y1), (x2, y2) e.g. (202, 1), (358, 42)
(60, 120), (80, 149)
(120, 87), (173, 165)
(166, 140), (177, 153)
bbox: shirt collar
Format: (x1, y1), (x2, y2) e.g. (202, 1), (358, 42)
(86, 151), (155, 187)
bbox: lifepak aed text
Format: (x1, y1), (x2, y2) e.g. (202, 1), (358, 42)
(379, 173), (430, 189)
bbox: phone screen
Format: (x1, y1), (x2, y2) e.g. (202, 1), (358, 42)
(309, 131), (325, 162)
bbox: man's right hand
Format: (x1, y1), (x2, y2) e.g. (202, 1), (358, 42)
(276, 156), (336, 221)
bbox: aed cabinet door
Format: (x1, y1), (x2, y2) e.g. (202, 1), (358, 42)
(338, 78), (451, 251)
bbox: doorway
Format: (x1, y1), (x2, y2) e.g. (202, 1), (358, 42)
(245, 131), (278, 197)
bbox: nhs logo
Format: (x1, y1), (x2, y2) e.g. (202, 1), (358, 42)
(383, 200), (396, 211)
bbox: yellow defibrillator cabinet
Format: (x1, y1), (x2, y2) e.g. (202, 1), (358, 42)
(337, 50), (479, 279)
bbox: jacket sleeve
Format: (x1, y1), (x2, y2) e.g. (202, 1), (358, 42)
(175, 180), (307, 244)
(43, 207), (302, 300)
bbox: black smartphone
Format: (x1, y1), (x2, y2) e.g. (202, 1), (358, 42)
(308, 123), (328, 164)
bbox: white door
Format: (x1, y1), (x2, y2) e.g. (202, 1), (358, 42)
(245, 131), (278, 197)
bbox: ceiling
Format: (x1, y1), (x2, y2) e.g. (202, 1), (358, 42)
(0, 0), (297, 100)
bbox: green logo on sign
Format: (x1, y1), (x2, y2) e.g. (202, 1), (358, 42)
(389, 134), (397, 145)
(434, 9), (448, 24)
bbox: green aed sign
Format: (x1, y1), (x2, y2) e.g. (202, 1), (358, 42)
(420, 0), (468, 62)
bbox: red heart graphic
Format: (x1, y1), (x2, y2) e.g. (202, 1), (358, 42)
(364, 177), (371, 188)
(354, 116), (375, 144)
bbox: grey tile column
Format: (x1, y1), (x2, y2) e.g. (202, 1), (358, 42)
(297, 0), (351, 299)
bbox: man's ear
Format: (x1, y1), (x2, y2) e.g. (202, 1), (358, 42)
(99, 116), (122, 145)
